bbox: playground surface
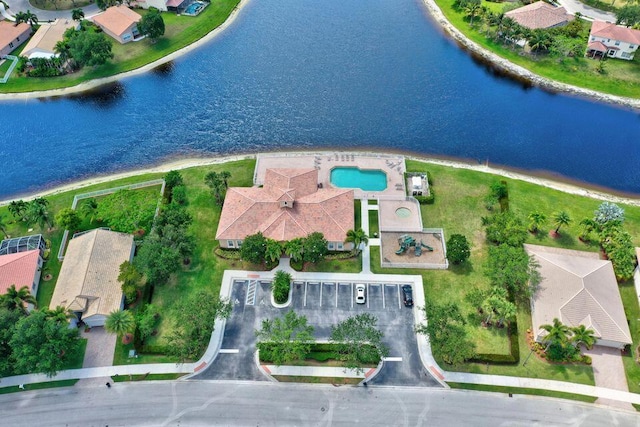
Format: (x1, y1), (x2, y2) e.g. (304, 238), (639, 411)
(380, 231), (448, 269)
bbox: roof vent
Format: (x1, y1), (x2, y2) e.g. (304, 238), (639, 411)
(280, 200), (294, 209)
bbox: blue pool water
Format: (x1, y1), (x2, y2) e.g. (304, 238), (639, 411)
(330, 167), (387, 191)
(185, 2), (204, 14)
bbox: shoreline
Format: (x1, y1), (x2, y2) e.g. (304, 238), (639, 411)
(0, 0), (251, 101)
(0, 0), (637, 107)
(1, 151), (638, 207)
(419, 0), (640, 110)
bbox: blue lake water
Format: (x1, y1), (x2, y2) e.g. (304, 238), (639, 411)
(1, 0), (639, 199)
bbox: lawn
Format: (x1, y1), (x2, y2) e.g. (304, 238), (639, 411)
(620, 279), (640, 394)
(111, 373), (184, 382)
(368, 210), (379, 236)
(0, 379), (79, 394)
(433, 0), (640, 98)
(0, 0), (241, 92)
(448, 382), (598, 403)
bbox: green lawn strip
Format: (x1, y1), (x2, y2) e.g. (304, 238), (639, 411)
(111, 373), (184, 382)
(64, 338), (88, 369)
(272, 375), (361, 385)
(619, 279), (640, 394)
(0, 379), (79, 394)
(368, 210), (379, 236)
(432, 0), (640, 98)
(354, 200), (361, 230)
(447, 382), (597, 403)
(112, 337), (175, 365)
(1, 0), (241, 93)
(301, 255), (362, 273)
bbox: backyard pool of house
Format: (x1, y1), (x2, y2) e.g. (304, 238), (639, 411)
(183, 0), (208, 16)
(330, 167), (387, 191)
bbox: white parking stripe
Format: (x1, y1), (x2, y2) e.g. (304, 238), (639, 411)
(304, 281), (308, 307)
(397, 284), (402, 309)
(382, 357), (403, 362)
(320, 282), (323, 307)
(219, 349), (240, 354)
(366, 283), (370, 309)
(351, 283), (354, 308)
(336, 284), (339, 307)
(382, 284), (386, 309)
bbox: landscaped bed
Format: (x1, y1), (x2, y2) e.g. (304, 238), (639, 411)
(259, 342), (380, 368)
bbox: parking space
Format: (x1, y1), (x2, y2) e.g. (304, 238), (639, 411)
(194, 277), (439, 387)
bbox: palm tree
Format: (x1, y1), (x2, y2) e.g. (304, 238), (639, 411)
(219, 171), (231, 188)
(8, 200), (27, 221)
(284, 238), (305, 263)
(265, 239), (283, 265)
(45, 306), (76, 323)
(79, 198), (98, 223)
(552, 211), (572, 235)
(54, 40), (71, 62)
(527, 211), (547, 234)
(0, 214), (9, 238)
(23, 10), (38, 29)
(540, 318), (570, 349)
(1, 285), (37, 314)
(578, 218), (598, 242)
(570, 325), (597, 350)
(105, 310), (135, 337)
(26, 198), (53, 230)
(14, 11), (28, 25)
(345, 229), (369, 255)
(71, 8), (84, 21)
(527, 29), (553, 55)
(464, 1), (483, 27)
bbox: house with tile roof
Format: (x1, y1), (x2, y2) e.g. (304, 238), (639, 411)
(49, 229), (134, 327)
(92, 5), (142, 44)
(505, 2), (573, 30)
(21, 19), (78, 60)
(0, 250), (42, 299)
(216, 168), (354, 251)
(586, 20), (640, 60)
(525, 244), (632, 349)
(0, 21), (32, 57)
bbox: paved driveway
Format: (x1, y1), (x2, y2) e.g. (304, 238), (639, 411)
(583, 346), (633, 411)
(194, 279), (440, 387)
(81, 326), (117, 368)
(556, 0), (616, 21)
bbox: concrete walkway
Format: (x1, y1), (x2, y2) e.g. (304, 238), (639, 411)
(360, 199), (372, 274)
(584, 346), (633, 410)
(556, 0), (616, 22)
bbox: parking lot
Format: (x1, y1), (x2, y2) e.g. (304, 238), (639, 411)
(194, 278), (440, 387)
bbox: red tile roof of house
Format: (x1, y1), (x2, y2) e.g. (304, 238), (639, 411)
(0, 250), (40, 294)
(505, 2), (572, 30)
(0, 21), (31, 50)
(587, 41), (608, 52)
(216, 168), (354, 243)
(92, 5), (141, 37)
(590, 20), (640, 45)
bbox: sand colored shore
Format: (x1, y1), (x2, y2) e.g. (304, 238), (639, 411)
(419, 0), (640, 110)
(0, 0), (251, 101)
(0, 0), (639, 108)
(1, 151), (638, 207)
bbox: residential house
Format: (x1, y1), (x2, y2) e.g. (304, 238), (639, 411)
(216, 168), (354, 251)
(504, 2), (573, 30)
(586, 20), (640, 60)
(21, 19), (77, 60)
(526, 244), (632, 349)
(0, 250), (42, 300)
(49, 229), (134, 327)
(92, 5), (142, 44)
(132, 0), (188, 12)
(0, 21), (31, 57)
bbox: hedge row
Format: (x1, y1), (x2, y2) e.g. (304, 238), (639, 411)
(415, 190), (435, 205)
(214, 247), (242, 260)
(470, 322), (520, 365)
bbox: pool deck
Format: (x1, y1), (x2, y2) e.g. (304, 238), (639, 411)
(255, 152), (406, 199)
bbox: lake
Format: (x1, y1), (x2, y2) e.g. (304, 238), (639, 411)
(1, 0), (639, 199)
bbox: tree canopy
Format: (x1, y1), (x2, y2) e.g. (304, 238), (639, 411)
(255, 311), (315, 366)
(303, 232), (328, 263)
(139, 8), (165, 41)
(330, 313), (388, 372)
(446, 234), (471, 264)
(240, 232), (267, 265)
(67, 30), (113, 67)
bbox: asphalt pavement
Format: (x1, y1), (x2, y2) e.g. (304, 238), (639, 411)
(0, 380), (637, 426)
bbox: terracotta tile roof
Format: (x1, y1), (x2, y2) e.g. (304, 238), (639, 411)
(50, 229), (134, 321)
(526, 244), (632, 346)
(587, 41), (608, 52)
(0, 250), (40, 294)
(216, 168), (354, 243)
(590, 20), (640, 45)
(505, 2), (572, 30)
(0, 21), (30, 50)
(92, 5), (141, 37)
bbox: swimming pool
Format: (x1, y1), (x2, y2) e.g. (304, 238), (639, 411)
(330, 167), (387, 191)
(184, 1), (207, 15)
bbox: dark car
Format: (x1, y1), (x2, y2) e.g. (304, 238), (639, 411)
(401, 285), (413, 307)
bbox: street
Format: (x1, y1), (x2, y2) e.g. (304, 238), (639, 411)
(0, 380), (637, 426)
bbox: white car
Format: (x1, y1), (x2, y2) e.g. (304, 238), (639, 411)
(355, 284), (366, 304)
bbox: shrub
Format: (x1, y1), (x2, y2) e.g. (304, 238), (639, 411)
(446, 234), (471, 264)
(214, 247), (241, 260)
(483, 211), (527, 247)
(272, 270), (291, 304)
(415, 191), (435, 204)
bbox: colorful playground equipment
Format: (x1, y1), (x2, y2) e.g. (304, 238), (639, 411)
(395, 235), (433, 256)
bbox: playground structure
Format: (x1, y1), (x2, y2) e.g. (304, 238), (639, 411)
(395, 234), (433, 257)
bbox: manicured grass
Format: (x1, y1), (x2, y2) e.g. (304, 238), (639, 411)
(368, 210), (379, 236)
(354, 200), (361, 230)
(1, 0), (241, 92)
(448, 382), (598, 403)
(301, 255), (362, 273)
(65, 338), (88, 370)
(0, 379), (79, 394)
(112, 337), (175, 365)
(273, 375), (361, 385)
(111, 373), (184, 382)
(619, 279), (640, 394)
(433, 0), (640, 98)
